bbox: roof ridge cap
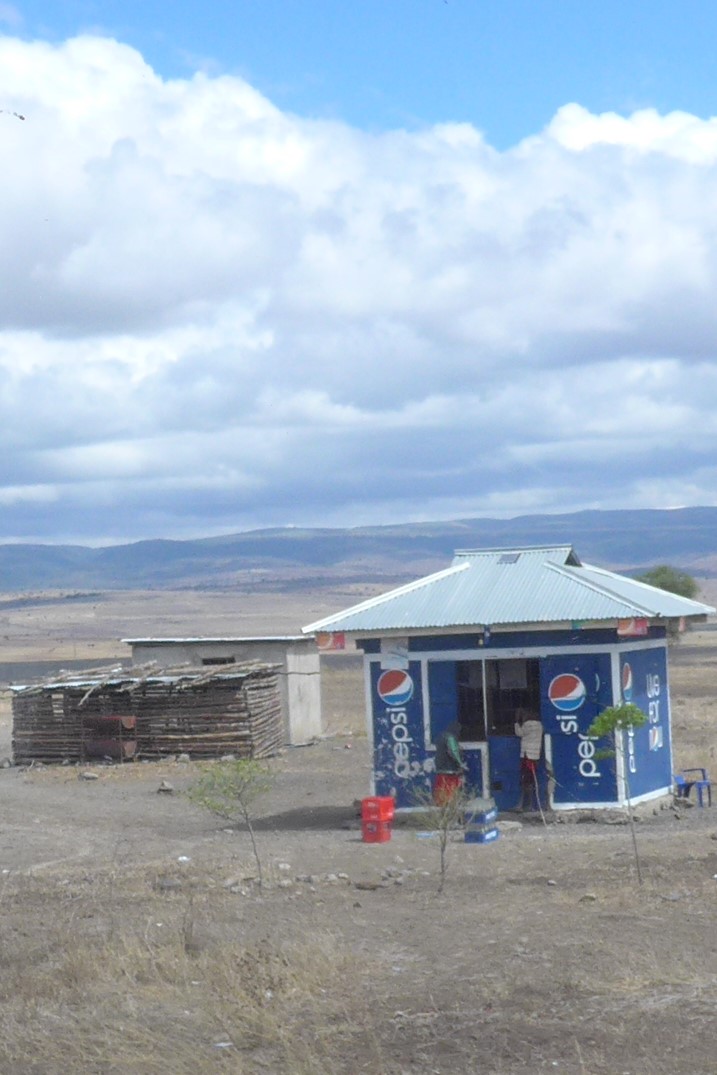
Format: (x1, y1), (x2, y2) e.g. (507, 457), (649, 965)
(454, 544), (573, 555)
(579, 562), (714, 614)
(548, 561), (656, 616)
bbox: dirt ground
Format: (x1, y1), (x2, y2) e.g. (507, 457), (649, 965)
(0, 596), (717, 1074)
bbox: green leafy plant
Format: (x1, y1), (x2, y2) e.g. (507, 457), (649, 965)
(187, 759), (273, 888)
(587, 702), (648, 884)
(636, 564), (698, 600)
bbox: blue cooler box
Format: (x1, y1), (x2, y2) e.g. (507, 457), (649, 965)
(465, 826), (500, 844)
(464, 798), (500, 844)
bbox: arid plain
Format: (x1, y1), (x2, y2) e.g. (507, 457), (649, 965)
(0, 586), (716, 1075)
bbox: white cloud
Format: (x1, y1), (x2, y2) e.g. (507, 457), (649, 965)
(1, 32), (717, 541)
(547, 103), (717, 161)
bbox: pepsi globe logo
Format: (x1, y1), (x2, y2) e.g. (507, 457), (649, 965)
(547, 673), (586, 712)
(377, 669), (414, 707)
(622, 662), (633, 701)
(649, 726), (663, 751)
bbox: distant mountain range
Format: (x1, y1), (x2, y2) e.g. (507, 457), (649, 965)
(2, 507), (717, 592)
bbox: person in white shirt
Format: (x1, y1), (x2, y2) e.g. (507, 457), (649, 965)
(514, 707), (544, 811)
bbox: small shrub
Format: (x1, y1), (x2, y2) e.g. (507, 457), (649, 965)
(587, 703), (648, 884)
(412, 782), (472, 894)
(187, 759), (272, 887)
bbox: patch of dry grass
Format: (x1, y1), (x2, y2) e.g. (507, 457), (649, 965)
(0, 863), (372, 1075)
(667, 660), (717, 771)
(320, 658), (366, 737)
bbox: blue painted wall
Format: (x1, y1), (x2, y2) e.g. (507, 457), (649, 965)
(488, 734), (521, 809)
(540, 653), (617, 804)
(370, 661), (430, 809)
(619, 648), (671, 798)
(364, 638), (671, 810)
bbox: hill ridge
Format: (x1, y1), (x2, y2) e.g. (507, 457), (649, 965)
(2, 506), (717, 591)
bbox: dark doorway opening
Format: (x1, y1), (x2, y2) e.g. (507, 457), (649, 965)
(486, 658), (540, 736)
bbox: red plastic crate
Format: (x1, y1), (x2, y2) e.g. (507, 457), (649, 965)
(361, 820), (392, 843)
(361, 796), (395, 822)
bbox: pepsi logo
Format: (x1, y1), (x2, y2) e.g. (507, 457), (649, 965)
(649, 726), (663, 751)
(377, 669), (414, 707)
(548, 673), (586, 712)
(622, 662), (633, 701)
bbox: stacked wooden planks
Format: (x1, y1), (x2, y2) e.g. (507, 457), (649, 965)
(11, 663), (283, 764)
(12, 690), (84, 764)
(135, 667), (283, 759)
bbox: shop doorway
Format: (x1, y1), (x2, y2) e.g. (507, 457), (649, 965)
(427, 659), (485, 799)
(485, 658), (543, 810)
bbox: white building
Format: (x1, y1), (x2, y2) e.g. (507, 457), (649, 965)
(123, 635), (322, 746)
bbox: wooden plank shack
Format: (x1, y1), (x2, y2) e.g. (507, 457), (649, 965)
(11, 661), (283, 765)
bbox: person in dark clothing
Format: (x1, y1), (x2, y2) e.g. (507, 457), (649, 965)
(433, 720), (464, 805)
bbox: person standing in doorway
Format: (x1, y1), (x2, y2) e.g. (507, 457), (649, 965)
(433, 720), (464, 806)
(514, 708), (544, 811)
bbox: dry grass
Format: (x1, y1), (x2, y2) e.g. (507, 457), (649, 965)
(5, 829), (717, 1075)
(666, 648), (717, 771)
(0, 862), (372, 1075)
(319, 656), (366, 738)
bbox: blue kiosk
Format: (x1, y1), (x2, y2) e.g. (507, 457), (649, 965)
(304, 546), (714, 812)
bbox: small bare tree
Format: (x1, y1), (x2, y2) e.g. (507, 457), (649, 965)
(587, 702), (648, 885)
(187, 759), (273, 888)
(414, 782), (471, 894)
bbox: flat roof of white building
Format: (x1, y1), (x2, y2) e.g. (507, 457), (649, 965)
(123, 635), (311, 644)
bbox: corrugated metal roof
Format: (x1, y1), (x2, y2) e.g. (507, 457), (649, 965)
(10, 663), (279, 694)
(302, 545), (715, 634)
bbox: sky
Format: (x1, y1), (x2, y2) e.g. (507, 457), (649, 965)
(2, 2), (717, 543)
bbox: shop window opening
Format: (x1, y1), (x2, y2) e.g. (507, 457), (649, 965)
(486, 659), (540, 736)
(456, 661), (485, 741)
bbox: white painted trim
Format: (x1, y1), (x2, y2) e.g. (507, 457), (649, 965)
(552, 800), (620, 810)
(363, 658), (375, 796)
(611, 649), (626, 803)
(544, 733), (554, 809)
(376, 637), (668, 665)
(615, 638), (669, 654)
(665, 646), (675, 783)
(421, 660), (431, 748)
(481, 658), (489, 741)
(628, 785), (672, 805)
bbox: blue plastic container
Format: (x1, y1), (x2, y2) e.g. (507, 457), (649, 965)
(464, 826), (500, 844)
(463, 797), (500, 845)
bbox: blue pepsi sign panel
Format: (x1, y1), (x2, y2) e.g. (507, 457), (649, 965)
(540, 653), (617, 804)
(371, 662), (429, 808)
(366, 642), (673, 811)
(619, 648), (671, 798)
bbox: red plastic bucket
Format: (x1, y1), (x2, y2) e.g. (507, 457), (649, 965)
(361, 819), (392, 843)
(361, 796), (395, 822)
